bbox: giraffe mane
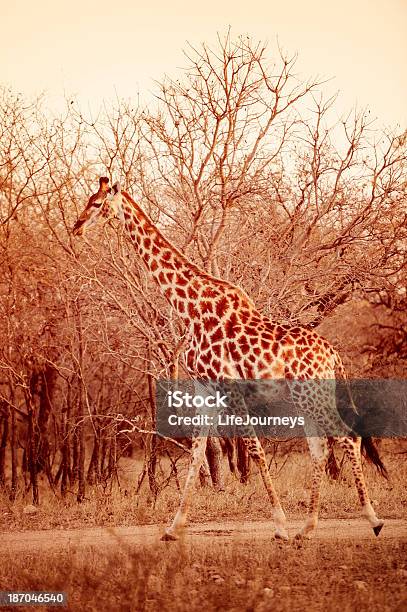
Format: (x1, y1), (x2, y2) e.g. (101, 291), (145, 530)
(121, 190), (256, 309)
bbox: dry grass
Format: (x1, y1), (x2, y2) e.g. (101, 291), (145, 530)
(1, 442), (405, 533)
(0, 537), (406, 611)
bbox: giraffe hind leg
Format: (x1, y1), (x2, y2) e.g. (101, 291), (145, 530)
(337, 436), (384, 536)
(296, 436), (329, 539)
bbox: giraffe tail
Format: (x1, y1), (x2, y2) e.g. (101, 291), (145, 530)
(334, 354), (389, 478)
(334, 352), (359, 416)
(333, 354), (388, 479)
(361, 437), (389, 479)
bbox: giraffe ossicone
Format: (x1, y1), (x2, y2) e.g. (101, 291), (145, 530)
(73, 177), (387, 541)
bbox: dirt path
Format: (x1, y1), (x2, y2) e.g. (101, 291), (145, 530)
(1, 519), (406, 552)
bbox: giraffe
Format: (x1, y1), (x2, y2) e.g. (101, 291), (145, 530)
(73, 178), (387, 541)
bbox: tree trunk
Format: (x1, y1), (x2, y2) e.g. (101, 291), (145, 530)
(37, 365), (57, 474)
(76, 415), (85, 502)
(146, 367), (158, 496)
(0, 408), (9, 487)
(236, 437), (250, 484)
(10, 405), (17, 501)
(222, 437), (236, 474)
(206, 437), (224, 490)
(27, 392), (39, 505)
(72, 425), (79, 482)
(100, 435), (109, 479)
(61, 410), (71, 495)
(87, 428), (100, 485)
(74, 303), (86, 503)
(107, 422), (117, 481)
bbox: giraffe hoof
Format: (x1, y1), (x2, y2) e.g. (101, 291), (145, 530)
(275, 531), (289, 541)
(294, 531), (312, 541)
(161, 531), (179, 541)
(373, 522), (384, 537)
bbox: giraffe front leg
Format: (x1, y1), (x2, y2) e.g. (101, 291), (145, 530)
(338, 437), (384, 536)
(162, 436), (208, 541)
(297, 436), (329, 540)
(245, 438), (289, 540)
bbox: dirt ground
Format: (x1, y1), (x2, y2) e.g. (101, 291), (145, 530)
(1, 518), (406, 552)
(1, 519), (406, 611)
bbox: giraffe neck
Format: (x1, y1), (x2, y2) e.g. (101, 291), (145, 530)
(120, 191), (255, 324)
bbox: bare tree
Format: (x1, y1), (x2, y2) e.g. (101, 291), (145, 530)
(0, 35), (405, 499)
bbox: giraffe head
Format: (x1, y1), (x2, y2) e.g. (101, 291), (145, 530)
(73, 177), (124, 236)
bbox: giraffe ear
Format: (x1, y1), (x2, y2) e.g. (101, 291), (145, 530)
(99, 177), (110, 192)
(112, 182), (121, 195)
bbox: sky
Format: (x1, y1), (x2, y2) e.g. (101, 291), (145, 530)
(1, 0), (406, 128)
